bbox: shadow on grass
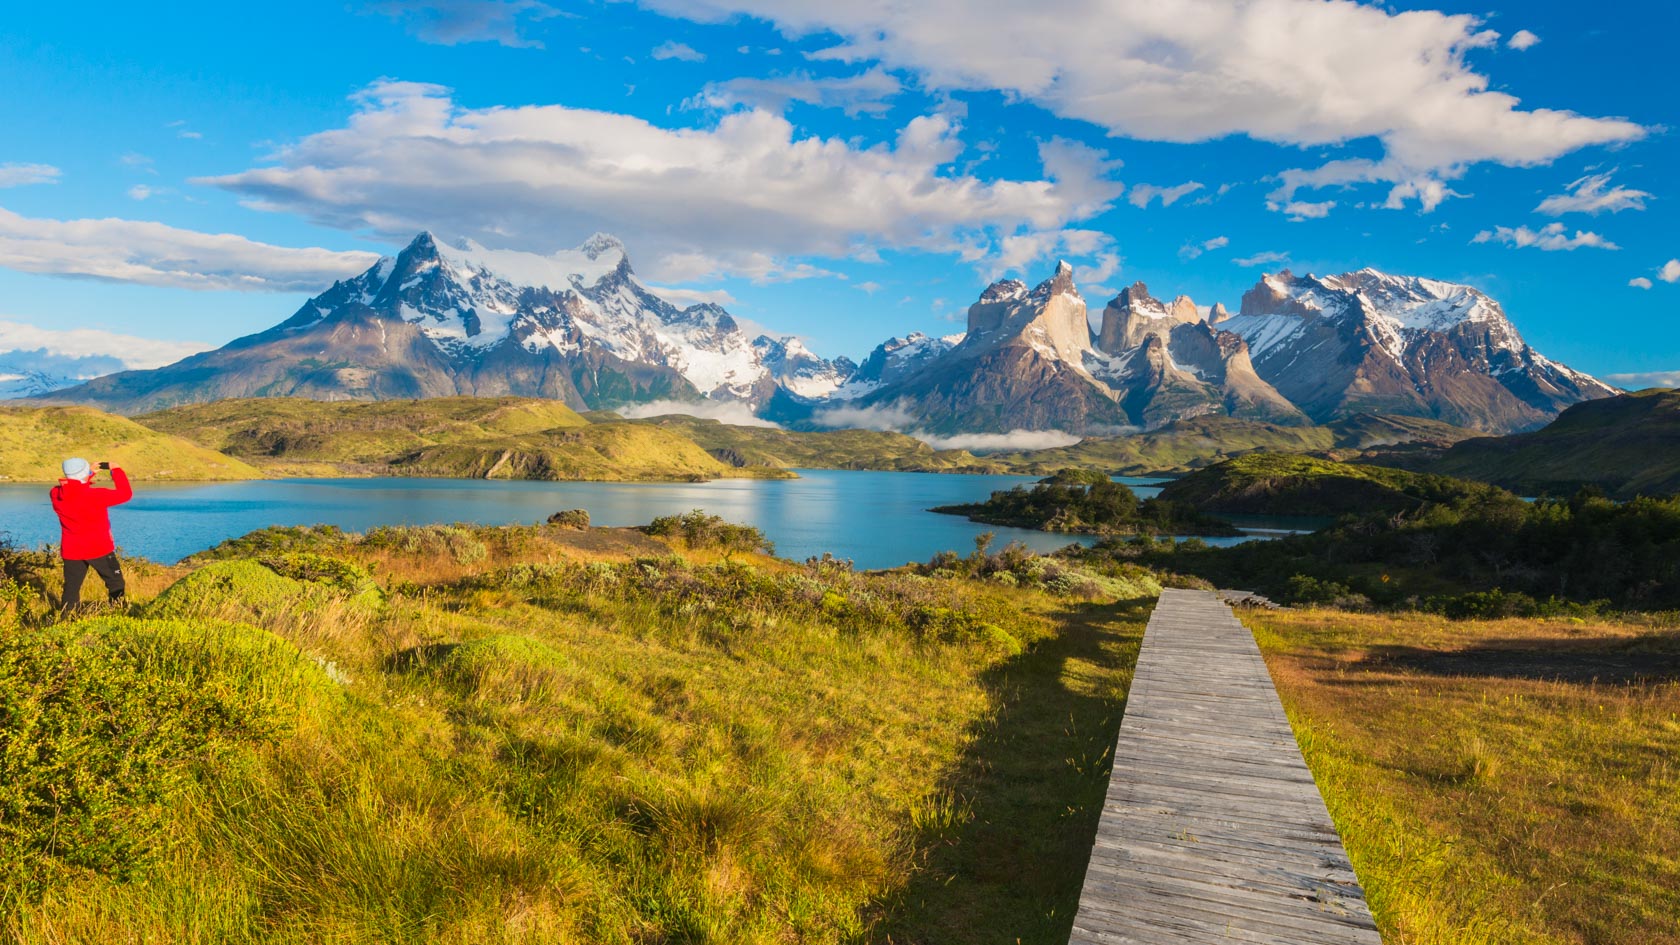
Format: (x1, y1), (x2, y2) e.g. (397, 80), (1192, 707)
(382, 642), (461, 673)
(1356, 631), (1680, 685)
(864, 597), (1154, 945)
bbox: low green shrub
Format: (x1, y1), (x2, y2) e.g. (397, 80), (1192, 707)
(0, 617), (328, 896)
(645, 510), (773, 556)
(258, 552), (384, 607)
(143, 560), (319, 621)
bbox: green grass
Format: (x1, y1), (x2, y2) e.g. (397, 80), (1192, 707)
(1249, 608), (1680, 944)
(1, 522), (1150, 943)
(607, 413), (1000, 473)
(0, 406), (262, 482)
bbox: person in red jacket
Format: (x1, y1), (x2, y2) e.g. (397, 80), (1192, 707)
(50, 457), (133, 613)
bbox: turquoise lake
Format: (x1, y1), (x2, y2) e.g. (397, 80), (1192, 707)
(0, 470), (1305, 569)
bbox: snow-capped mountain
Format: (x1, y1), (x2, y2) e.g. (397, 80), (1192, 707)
(835, 266), (1305, 433)
(38, 232), (856, 414)
(32, 232), (1612, 435)
(1087, 282), (1305, 427)
(1217, 268), (1618, 430)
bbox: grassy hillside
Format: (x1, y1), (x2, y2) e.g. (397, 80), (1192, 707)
(1253, 608), (1680, 944)
(1158, 453), (1502, 517)
(603, 413), (1002, 473)
(0, 406), (261, 482)
(1, 520), (1153, 943)
(986, 417), (1338, 476)
(137, 398), (788, 482)
(1427, 388), (1680, 498)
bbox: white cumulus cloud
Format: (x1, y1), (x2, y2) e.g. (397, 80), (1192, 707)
(1659, 259), (1680, 283)
(1629, 277), (1653, 289)
(201, 80), (1114, 283)
(1537, 172), (1652, 215)
(634, 0), (1646, 209)
(0, 163), (61, 187)
(0, 207), (380, 291)
(1472, 222), (1619, 251)
(1507, 29), (1540, 51)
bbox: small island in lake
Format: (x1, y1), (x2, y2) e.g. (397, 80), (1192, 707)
(931, 468), (1241, 537)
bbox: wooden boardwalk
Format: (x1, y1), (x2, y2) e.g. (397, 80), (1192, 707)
(1069, 588), (1382, 944)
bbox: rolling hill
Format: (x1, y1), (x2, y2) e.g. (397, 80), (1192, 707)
(0, 406), (262, 482)
(1425, 388), (1680, 498)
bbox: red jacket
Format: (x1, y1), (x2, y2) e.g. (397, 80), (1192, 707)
(50, 467), (132, 560)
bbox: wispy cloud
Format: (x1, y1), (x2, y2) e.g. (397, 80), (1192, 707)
(695, 67), (900, 116)
(1472, 222), (1619, 251)
(1234, 251), (1290, 268)
(1178, 235), (1228, 261)
(1602, 370), (1678, 390)
(1128, 181), (1202, 209)
(1537, 172), (1651, 215)
(1282, 200), (1335, 220)
(0, 163), (61, 187)
(651, 40), (706, 62)
(368, 0), (561, 47)
(0, 318), (210, 371)
(0, 207), (378, 291)
(1629, 277), (1654, 289)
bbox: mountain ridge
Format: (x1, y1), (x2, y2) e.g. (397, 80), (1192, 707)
(25, 232), (1615, 434)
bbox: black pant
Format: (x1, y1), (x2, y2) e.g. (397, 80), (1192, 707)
(62, 553), (126, 612)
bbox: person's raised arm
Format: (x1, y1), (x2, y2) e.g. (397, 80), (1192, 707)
(100, 466), (133, 507)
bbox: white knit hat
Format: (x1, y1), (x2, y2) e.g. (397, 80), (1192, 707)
(62, 457), (93, 480)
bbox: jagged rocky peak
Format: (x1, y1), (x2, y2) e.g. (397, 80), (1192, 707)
(1209, 302), (1232, 324)
(963, 260), (1092, 367)
(1097, 281), (1200, 354)
(978, 278), (1028, 303)
(1033, 260), (1080, 299)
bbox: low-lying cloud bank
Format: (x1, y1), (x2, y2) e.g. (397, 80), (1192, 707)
(615, 399), (782, 428)
(809, 400), (1086, 452)
(1603, 371), (1680, 391)
(913, 430), (1082, 453)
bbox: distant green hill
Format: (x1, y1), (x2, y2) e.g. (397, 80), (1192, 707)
(137, 398), (787, 482)
(0, 406), (262, 482)
(601, 413), (1002, 473)
(1425, 389), (1680, 498)
(1158, 453), (1504, 517)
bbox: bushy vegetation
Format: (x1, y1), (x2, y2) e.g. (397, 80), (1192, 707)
(933, 468), (1239, 536)
(644, 509), (775, 556)
(0, 519), (1150, 943)
(1109, 487), (1680, 613)
(1158, 452), (1503, 517)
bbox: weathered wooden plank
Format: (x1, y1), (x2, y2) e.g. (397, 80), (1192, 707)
(1067, 588), (1382, 944)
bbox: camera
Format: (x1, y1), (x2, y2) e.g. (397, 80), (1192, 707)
(98, 462), (110, 470)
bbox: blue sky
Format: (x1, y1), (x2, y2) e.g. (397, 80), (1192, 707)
(1, 0), (1675, 384)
